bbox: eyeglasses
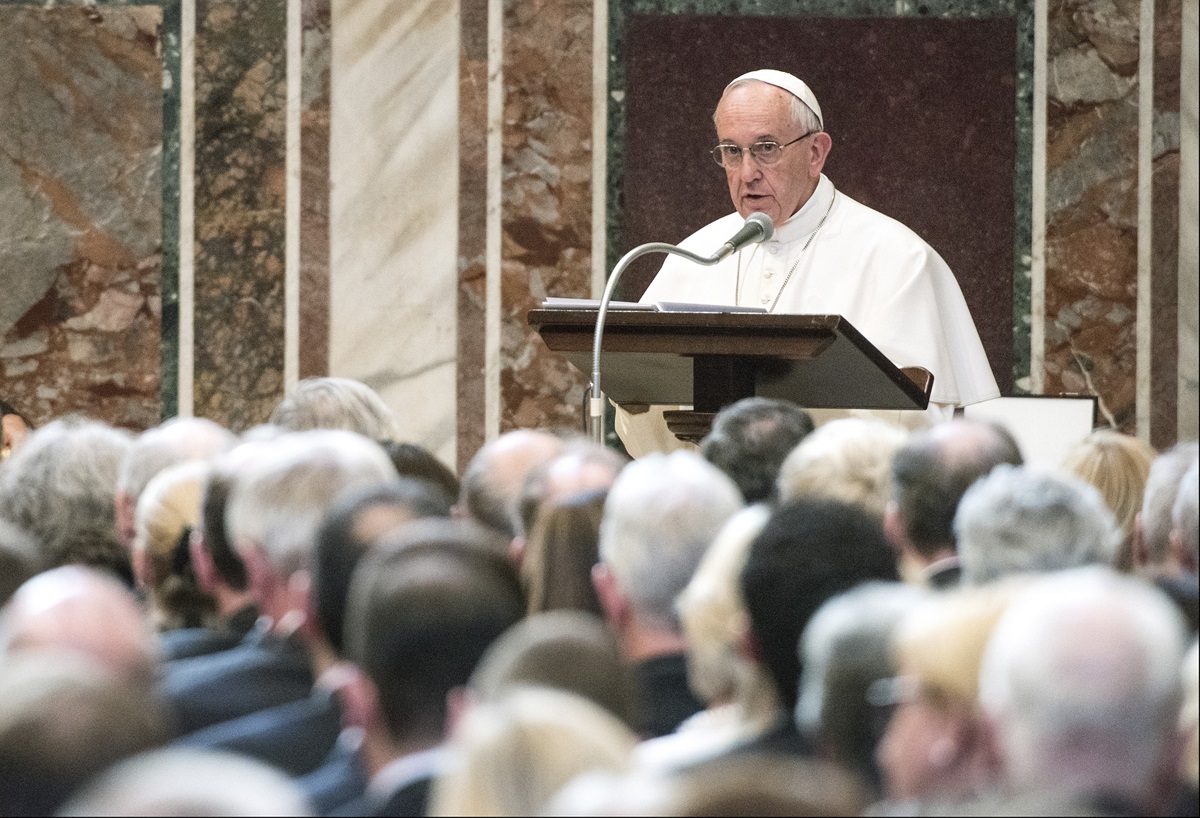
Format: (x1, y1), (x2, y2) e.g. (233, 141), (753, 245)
(710, 130), (819, 168)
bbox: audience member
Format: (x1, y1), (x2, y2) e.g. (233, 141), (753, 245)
(114, 416), (236, 550)
(0, 520), (41, 607)
(700, 397), (815, 503)
(0, 655), (168, 817)
(514, 440), (626, 556)
(1, 565), (158, 689)
(0, 399), (33, 459)
(336, 521), (525, 816)
(886, 419), (1023, 587)
(180, 478), (451, 787)
(595, 451), (743, 738)
(955, 464), (1121, 586)
(776, 417), (908, 520)
(162, 439), (273, 661)
(270, 376), (402, 442)
(1182, 639), (1199, 790)
(1136, 442), (1200, 578)
(795, 581), (931, 794)
(740, 497), (900, 728)
(60, 747), (312, 817)
(429, 687), (636, 817)
(458, 429), (565, 539)
(382, 441), (460, 506)
(162, 430), (397, 735)
(979, 567), (1188, 814)
(470, 610), (637, 728)
(873, 582), (1017, 809)
(522, 488), (606, 616)
(133, 461), (214, 631)
(1172, 458), (1198, 575)
(638, 505), (777, 769)
(0, 416), (134, 583)
(1062, 429), (1157, 572)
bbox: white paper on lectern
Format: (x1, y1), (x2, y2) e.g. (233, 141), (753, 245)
(963, 396), (1097, 470)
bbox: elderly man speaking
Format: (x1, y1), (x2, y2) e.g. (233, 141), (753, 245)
(619, 70), (998, 455)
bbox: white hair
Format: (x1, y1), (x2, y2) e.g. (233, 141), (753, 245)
(1172, 458), (1199, 569)
(978, 567), (1186, 802)
(60, 748), (312, 816)
(116, 417), (235, 497)
(955, 465), (1121, 585)
(1141, 443), (1200, 566)
(599, 451), (743, 627)
(225, 430), (396, 575)
(269, 376), (401, 442)
(776, 418), (908, 520)
(795, 581), (931, 738)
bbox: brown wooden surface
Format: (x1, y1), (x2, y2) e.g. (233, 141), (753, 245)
(528, 309), (933, 411)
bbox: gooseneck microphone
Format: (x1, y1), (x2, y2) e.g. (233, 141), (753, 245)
(713, 212), (775, 261)
(587, 212), (777, 443)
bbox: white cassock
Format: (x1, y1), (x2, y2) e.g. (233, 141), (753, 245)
(616, 174), (1000, 457)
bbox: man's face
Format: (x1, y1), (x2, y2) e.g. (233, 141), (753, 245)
(714, 83), (826, 224)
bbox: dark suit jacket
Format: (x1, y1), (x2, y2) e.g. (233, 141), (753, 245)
(179, 684), (342, 776)
(160, 605), (261, 662)
(297, 731), (369, 816)
(634, 652), (707, 739)
(161, 625), (313, 737)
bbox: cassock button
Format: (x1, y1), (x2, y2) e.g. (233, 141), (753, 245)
(768, 246), (779, 255)
(764, 271), (774, 279)
(760, 295), (770, 304)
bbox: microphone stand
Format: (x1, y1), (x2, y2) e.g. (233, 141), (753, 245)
(590, 243), (725, 444)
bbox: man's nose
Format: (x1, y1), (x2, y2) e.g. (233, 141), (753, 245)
(737, 154), (764, 182)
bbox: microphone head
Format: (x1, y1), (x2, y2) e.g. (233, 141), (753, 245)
(746, 212), (774, 242)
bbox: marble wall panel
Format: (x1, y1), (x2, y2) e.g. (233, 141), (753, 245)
(499, 0), (594, 434)
(330, 0), (459, 464)
(1043, 0), (1141, 432)
(1182, 0), (1198, 441)
(458, 0), (488, 472)
(192, 0), (288, 430)
(301, 0), (332, 380)
(0, 5), (164, 430)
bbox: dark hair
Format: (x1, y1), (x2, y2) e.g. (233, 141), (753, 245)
(741, 498), (899, 710)
(198, 465), (249, 591)
(381, 442), (460, 507)
(523, 489), (606, 617)
(313, 479), (452, 654)
(701, 398), (814, 503)
(345, 520), (525, 743)
(890, 420), (1023, 558)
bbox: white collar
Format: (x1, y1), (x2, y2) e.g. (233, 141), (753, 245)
(368, 745), (446, 801)
(768, 174), (836, 245)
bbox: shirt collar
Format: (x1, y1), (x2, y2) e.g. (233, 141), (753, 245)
(769, 174), (835, 245)
(368, 745), (446, 801)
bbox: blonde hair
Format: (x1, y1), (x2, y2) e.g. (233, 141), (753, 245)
(133, 461), (213, 629)
(777, 418), (908, 520)
(676, 505), (774, 710)
(430, 687), (635, 816)
(892, 581), (1021, 708)
(1062, 430), (1156, 568)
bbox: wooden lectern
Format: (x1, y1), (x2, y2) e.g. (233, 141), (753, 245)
(528, 308), (934, 443)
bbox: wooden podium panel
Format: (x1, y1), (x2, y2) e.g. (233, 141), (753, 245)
(528, 309), (932, 413)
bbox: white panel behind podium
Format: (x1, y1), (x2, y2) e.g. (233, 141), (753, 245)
(963, 396), (1099, 470)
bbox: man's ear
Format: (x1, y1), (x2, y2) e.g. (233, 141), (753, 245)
(809, 131), (833, 173)
(238, 541), (278, 613)
(283, 569), (314, 639)
(591, 562), (628, 630)
(331, 661), (380, 734)
(883, 500), (907, 552)
(114, 491), (138, 550)
(189, 530), (217, 593)
(445, 685), (477, 740)
(1133, 511), (1151, 569)
(1170, 528), (1195, 574)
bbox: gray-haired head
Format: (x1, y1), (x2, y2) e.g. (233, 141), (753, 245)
(795, 582), (931, 782)
(979, 567), (1187, 808)
(226, 430), (397, 577)
(0, 417), (133, 582)
(1139, 442), (1199, 569)
(955, 465), (1121, 586)
(1172, 458), (1199, 572)
(270, 376), (402, 443)
(60, 747), (312, 817)
(701, 397), (814, 504)
(599, 451), (743, 629)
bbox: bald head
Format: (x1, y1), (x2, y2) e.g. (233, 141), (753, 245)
(460, 430), (566, 538)
(0, 566), (156, 688)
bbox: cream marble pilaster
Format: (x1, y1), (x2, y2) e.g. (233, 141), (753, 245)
(1181, 0), (1199, 441)
(330, 0), (459, 464)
